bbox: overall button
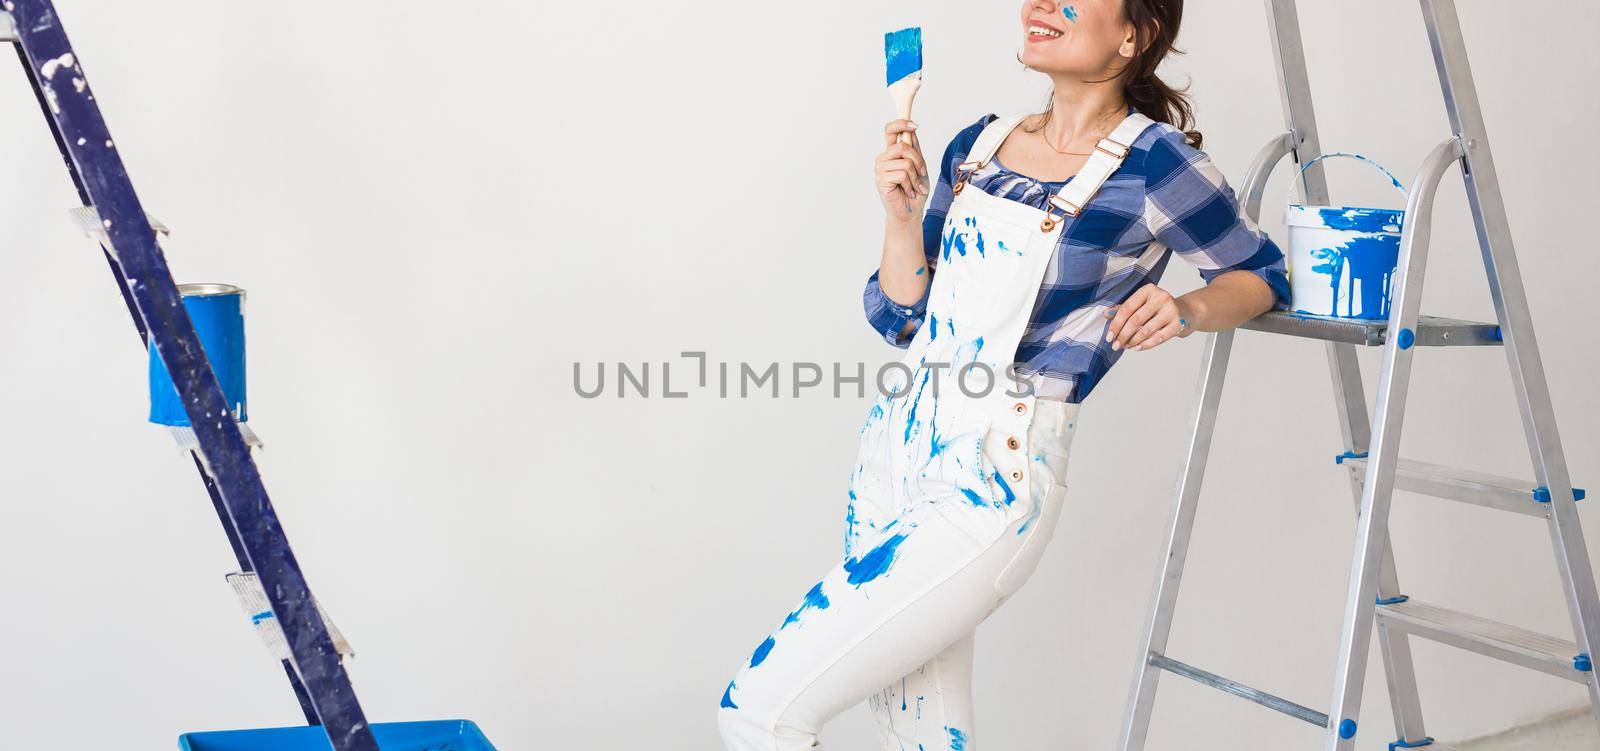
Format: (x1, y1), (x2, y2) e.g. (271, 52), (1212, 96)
(1009, 469), (1025, 483)
(1006, 436), (1021, 451)
(1012, 402), (1028, 416)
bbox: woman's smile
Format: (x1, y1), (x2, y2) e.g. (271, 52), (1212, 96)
(1026, 19), (1066, 43)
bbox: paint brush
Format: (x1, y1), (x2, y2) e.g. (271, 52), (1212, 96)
(885, 27), (923, 145)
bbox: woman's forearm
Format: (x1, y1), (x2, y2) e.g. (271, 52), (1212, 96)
(877, 216), (930, 308)
(1174, 270), (1275, 332)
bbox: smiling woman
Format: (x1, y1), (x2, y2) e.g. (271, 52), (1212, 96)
(716, 1), (1287, 750)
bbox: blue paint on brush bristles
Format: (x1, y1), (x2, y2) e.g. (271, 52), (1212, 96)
(885, 27), (923, 86)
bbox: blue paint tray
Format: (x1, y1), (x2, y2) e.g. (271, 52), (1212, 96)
(178, 719), (494, 750)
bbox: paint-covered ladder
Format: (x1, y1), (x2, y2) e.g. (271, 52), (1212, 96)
(1116, 1), (1600, 750)
(0, 2), (382, 748)
(0, 3), (492, 749)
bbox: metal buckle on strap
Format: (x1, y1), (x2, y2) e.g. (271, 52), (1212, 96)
(952, 160), (983, 195)
(1096, 140), (1130, 159)
(1049, 193), (1083, 217)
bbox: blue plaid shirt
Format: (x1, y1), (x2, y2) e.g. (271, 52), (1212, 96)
(863, 114), (1291, 403)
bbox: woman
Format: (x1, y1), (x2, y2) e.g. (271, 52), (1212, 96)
(719, 2), (1288, 749)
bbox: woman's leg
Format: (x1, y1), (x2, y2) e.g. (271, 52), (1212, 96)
(868, 631), (976, 751)
(861, 399), (1081, 751)
(717, 502), (1012, 751)
(718, 401), (1080, 751)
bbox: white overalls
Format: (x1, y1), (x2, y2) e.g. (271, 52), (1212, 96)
(720, 112), (1155, 751)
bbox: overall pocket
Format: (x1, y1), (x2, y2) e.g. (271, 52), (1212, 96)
(993, 403), (1079, 597)
(994, 482), (1069, 598)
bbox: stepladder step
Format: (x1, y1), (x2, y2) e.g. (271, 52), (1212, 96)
(1240, 311), (1501, 347)
(1341, 456), (1586, 517)
(1376, 599), (1594, 683)
(1147, 653), (1330, 728)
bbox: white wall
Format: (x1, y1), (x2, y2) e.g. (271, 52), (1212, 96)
(0, 1), (1595, 748)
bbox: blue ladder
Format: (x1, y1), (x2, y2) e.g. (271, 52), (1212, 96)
(1, 3), (492, 748)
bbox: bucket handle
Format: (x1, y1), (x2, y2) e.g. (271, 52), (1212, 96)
(1289, 152), (1407, 206)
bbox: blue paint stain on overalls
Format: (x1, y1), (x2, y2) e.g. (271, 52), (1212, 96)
(719, 113), (1127, 751)
(844, 533), (909, 586)
(749, 637), (776, 668)
(781, 582), (831, 627)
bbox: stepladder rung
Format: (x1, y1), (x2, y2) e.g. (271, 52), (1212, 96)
(1376, 599), (1594, 683)
(1341, 455), (1586, 517)
(1148, 653), (1330, 728)
(1240, 311), (1501, 347)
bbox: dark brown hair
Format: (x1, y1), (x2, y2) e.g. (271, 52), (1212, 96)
(1030, 0), (1201, 148)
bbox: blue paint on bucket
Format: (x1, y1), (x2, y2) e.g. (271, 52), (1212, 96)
(149, 284), (247, 427)
(1285, 154), (1408, 321)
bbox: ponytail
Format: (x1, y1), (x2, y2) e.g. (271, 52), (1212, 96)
(1121, 0), (1200, 148)
(1126, 68), (1201, 149)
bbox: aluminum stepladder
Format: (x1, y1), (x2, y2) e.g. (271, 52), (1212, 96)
(1116, 1), (1600, 750)
(1, 2), (380, 749)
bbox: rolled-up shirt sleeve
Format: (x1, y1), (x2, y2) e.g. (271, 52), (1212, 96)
(862, 118), (989, 347)
(1143, 130), (1292, 311)
(863, 268), (932, 346)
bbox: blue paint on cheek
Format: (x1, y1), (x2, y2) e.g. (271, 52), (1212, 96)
(721, 681), (739, 710)
(749, 636), (776, 668)
(947, 727), (970, 750)
(1062, 5), (1079, 22)
(845, 533), (909, 586)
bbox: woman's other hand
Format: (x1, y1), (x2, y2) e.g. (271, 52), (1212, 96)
(1104, 284), (1193, 352)
(876, 120), (930, 223)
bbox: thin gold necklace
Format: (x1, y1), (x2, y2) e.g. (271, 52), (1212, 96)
(1040, 109), (1122, 157)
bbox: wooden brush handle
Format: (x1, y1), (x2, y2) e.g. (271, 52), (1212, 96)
(891, 78), (922, 145)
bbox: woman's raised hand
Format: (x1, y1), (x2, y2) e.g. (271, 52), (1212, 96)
(876, 120), (931, 223)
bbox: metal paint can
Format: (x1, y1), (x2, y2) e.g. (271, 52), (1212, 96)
(149, 283), (248, 427)
(1285, 153), (1407, 320)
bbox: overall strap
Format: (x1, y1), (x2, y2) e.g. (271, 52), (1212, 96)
(1044, 112), (1156, 226)
(951, 115), (1027, 194)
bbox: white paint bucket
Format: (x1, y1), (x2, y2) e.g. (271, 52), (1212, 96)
(1285, 154), (1407, 320)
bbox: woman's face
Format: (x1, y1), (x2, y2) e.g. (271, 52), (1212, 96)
(1018, 0), (1135, 79)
